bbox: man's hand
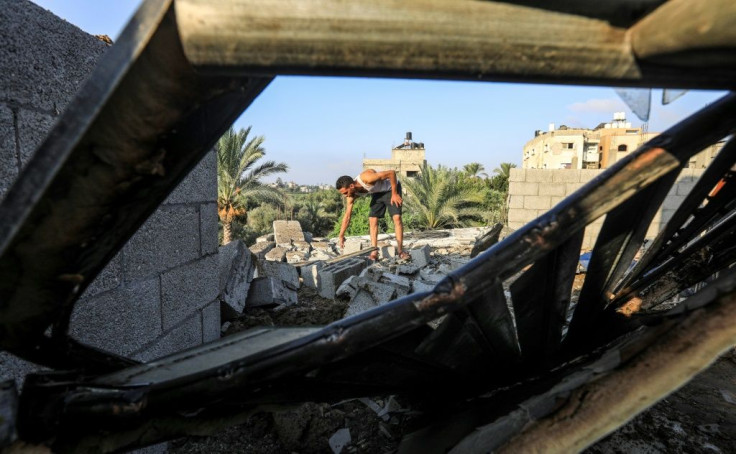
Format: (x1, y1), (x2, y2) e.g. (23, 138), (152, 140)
(338, 234), (345, 249)
(391, 192), (403, 207)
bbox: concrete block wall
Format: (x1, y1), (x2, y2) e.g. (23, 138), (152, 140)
(508, 168), (704, 250)
(0, 0), (220, 384)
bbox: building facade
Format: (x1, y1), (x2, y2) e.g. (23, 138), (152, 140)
(363, 131), (427, 177)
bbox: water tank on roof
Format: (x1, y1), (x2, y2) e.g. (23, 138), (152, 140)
(406, 131), (412, 141)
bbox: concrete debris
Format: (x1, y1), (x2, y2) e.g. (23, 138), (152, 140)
(218, 240), (256, 320)
(328, 428), (351, 454)
(419, 268), (444, 284)
(255, 233), (274, 243)
(345, 280), (397, 317)
(247, 276), (298, 307)
(377, 273), (411, 297)
(249, 241), (275, 260)
(470, 223), (503, 258)
(292, 241), (312, 254)
(258, 260), (300, 289)
(342, 238), (365, 255)
(285, 251), (309, 264)
(264, 246), (288, 262)
(273, 220), (306, 244)
(300, 261), (325, 289)
(336, 275), (359, 299)
(397, 262), (421, 275)
(409, 245), (432, 268)
(411, 280), (435, 294)
(310, 249), (337, 261)
(318, 258), (369, 299)
(378, 242), (396, 259)
(359, 266), (384, 282)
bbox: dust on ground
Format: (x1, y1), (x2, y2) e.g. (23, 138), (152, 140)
(172, 247), (736, 454)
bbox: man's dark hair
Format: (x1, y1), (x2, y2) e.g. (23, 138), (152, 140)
(335, 175), (354, 189)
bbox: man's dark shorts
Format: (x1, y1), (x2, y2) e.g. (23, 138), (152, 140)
(369, 182), (402, 218)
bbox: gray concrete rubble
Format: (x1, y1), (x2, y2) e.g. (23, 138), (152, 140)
(318, 258), (369, 299)
(218, 241), (256, 320)
(345, 280), (397, 317)
(273, 220), (306, 244)
(249, 241), (275, 260)
(247, 276), (298, 307)
(285, 251), (309, 264)
(300, 261), (325, 289)
(258, 260), (300, 289)
(342, 238), (366, 255)
(264, 246), (288, 262)
(255, 233), (274, 243)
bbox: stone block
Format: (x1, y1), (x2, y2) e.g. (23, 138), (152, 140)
(0, 0), (108, 112)
(301, 261), (325, 289)
(397, 263), (421, 275)
(676, 178), (697, 196)
(336, 275), (359, 299)
(0, 105), (17, 202)
(123, 206), (201, 281)
(161, 254), (219, 330)
(419, 268), (445, 284)
(552, 170), (581, 183)
(273, 220), (305, 244)
(249, 241), (275, 259)
(345, 281), (397, 317)
(359, 266), (384, 282)
(201, 300), (221, 343)
(509, 168), (526, 182)
(509, 181), (538, 196)
(0, 353), (43, 389)
(378, 273), (411, 297)
(218, 241), (255, 318)
(318, 258), (368, 299)
(523, 196), (551, 210)
(292, 241), (312, 254)
(133, 313), (202, 362)
(565, 182), (584, 194)
(508, 195), (524, 209)
(199, 202), (219, 255)
(80, 251), (122, 299)
(579, 169), (603, 183)
(508, 209), (538, 224)
(260, 260), (300, 289)
(539, 183), (566, 197)
(166, 150), (217, 204)
(525, 169), (554, 183)
(256, 234), (275, 243)
(17, 110), (53, 165)
(550, 196), (565, 206)
(663, 195), (686, 210)
(286, 251), (309, 264)
(342, 239), (364, 254)
(409, 245), (431, 268)
(71, 278), (162, 356)
(309, 249), (336, 261)
(247, 276), (298, 307)
(265, 246), (288, 262)
(378, 243), (396, 258)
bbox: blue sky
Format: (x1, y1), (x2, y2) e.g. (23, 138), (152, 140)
(31, 0), (727, 185)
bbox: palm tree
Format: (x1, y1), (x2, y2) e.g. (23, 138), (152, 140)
(217, 126), (288, 244)
(489, 162), (517, 192)
(463, 162), (488, 179)
(493, 162), (517, 180)
(403, 163), (487, 230)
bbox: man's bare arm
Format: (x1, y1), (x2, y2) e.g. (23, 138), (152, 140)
(338, 196), (354, 248)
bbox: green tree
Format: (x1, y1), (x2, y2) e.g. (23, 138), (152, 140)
(489, 162), (517, 192)
(402, 163), (487, 230)
(463, 162), (488, 179)
(217, 126), (288, 244)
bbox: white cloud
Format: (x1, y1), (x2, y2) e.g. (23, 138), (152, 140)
(567, 98), (627, 114)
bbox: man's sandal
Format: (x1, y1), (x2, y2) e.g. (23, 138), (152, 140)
(369, 250), (379, 261)
(398, 251), (411, 260)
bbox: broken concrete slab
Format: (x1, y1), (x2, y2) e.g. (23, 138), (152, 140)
(470, 223), (503, 258)
(411, 280), (435, 294)
(318, 257), (368, 299)
(218, 240), (256, 319)
(259, 260), (300, 289)
(345, 280), (397, 317)
(397, 262), (421, 275)
(285, 251), (309, 264)
(264, 246), (288, 262)
(409, 245), (431, 268)
(378, 242), (396, 259)
(342, 238), (364, 255)
(292, 240), (312, 254)
(255, 233), (274, 243)
(419, 268), (445, 284)
(336, 275), (359, 299)
(300, 261), (325, 289)
(359, 266), (384, 282)
(378, 273), (411, 297)
(249, 241), (275, 260)
(273, 220), (305, 244)
(309, 249), (336, 262)
(247, 276), (298, 307)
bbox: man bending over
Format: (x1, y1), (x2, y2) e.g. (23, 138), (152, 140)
(335, 169), (410, 260)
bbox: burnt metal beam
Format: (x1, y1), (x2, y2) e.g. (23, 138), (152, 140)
(174, 0), (736, 89)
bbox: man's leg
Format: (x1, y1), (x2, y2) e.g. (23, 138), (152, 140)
(369, 217), (379, 247)
(392, 214), (404, 256)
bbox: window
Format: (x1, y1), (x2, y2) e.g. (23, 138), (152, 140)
(562, 142), (574, 149)
(406, 171), (418, 178)
(618, 144), (628, 152)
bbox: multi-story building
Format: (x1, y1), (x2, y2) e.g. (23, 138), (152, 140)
(522, 112), (723, 170)
(363, 131), (427, 177)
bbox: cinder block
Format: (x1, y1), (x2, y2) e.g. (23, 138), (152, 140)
(123, 206), (201, 281)
(273, 220), (305, 244)
(523, 196), (551, 210)
(70, 278), (162, 356)
(378, 243), (396, 258)
(378, 273), (411, 297)
(676, 178), (697, 196)
(509, 181), (538, 196)
(201, 300), (220, 343)
(342, 239), (364, 254)
(200, 202), (219, 256)
(166, 150), (217, 204)
(565, 182), (584, 194)
(409, 245), (431, 268)
(508, 209), (538, 223)
(247, 276), (298, 307)
(265, 247), (288, 262)
(550, 196), (565, 206)
(508, 221), (525, 230)
(308, 249), (335, 262)
(579, 169), (603, 183)
(525, 169), (554, 183)
(345, 281), (397, 317)
(133, 313), (202, 362)
(318, 258), (368, 299)
(286, 251), (309, 263)
(663, 195), (685, 210)
(260, 260), (300, 289)
(336, 275), (359, 299)
(161, 254), (219, 330)
(292, 241), (312, 254)
(80, 251), (122, 299)
(300, 261), (325, 289)
(397, 263), (421, 275)
(17, 110), (54, 167)
(0, 105), (18, 201)
(249, 241), (275, 260)
(508, 195), (524, 209)
(539, 183), (566, 197)
(218, 241), (255, 318)
(552, 170), (581, 183)
(509, 168), (526, 182)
